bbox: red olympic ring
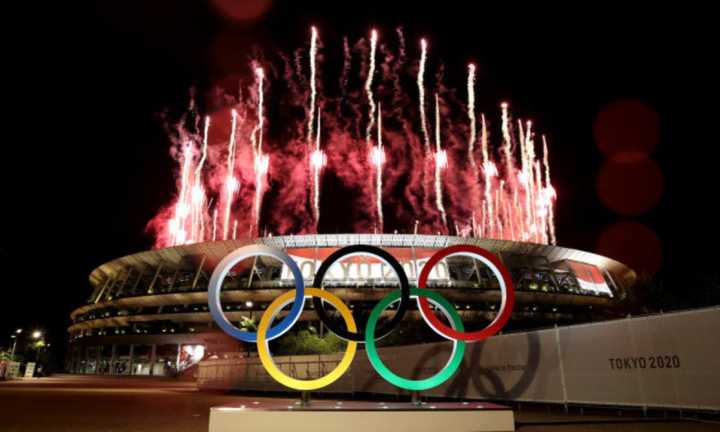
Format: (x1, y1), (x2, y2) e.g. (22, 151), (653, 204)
(417, 244), (515, 342)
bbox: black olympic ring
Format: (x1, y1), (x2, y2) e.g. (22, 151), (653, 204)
(312, 244), (411, 342)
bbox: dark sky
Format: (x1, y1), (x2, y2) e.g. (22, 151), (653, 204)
(2, 2), (718, 355)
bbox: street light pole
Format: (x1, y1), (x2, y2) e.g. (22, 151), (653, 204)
(10, 329), (22, 361)
(31, 331), (43, 363)
(10, 336), (18, 360)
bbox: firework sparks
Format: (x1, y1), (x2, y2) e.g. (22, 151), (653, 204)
(480, 114), (496, 236)
(434, 93), (447, 228)
(467, 64), (477, 177)
(375, 103), (384, 230)
(307, 27), (324, 227)
(534, 160), (544, 243)
(417, 38), (430, 154)
(188, 116), (210, 243)
(365, 29), (378, 151)
(543, 135), (557, 245)
(168, 145), (193, 244)
(149, 27), (558, 248)
(307, 26), (318, 148)
(223, 109), (239, 241)
(311, 108), (326, 225)
(196, 116), (210, 176)
(520, 120), (533, 240)
(501, 102), (513, 179)
(252, 67), (268, 235)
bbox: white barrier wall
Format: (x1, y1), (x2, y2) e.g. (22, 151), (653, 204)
(198, 307), (720, 410)
(557, 308), (720, 410)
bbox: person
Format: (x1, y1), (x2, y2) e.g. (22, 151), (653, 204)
(0, 360), (7, 380)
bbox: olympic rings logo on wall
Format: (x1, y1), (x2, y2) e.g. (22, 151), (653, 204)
(208, 244), (515, 392)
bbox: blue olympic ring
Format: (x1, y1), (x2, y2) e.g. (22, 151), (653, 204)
(207, 245), (305, 343)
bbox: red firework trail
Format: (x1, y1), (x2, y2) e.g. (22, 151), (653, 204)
(147, 27), (558, 248)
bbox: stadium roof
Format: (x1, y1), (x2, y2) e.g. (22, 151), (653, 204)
(89, 234), (636, 289)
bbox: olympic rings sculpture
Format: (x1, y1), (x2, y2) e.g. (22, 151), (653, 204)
(208, 243), (515, 392)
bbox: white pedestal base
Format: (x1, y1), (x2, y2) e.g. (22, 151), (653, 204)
(209, 401), (514, 432)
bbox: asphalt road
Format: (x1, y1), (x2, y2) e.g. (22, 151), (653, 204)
(0, 375), (717, 432)
(0, 375), (245, 432)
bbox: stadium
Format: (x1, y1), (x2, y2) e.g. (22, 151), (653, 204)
(66, 233), (635, 377)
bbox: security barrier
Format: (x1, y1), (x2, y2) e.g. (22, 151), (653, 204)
(199, 306), (720, 411)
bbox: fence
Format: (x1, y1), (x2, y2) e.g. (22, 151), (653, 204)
(198, 306), (720, 411)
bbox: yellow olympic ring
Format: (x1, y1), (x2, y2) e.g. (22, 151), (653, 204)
(256, 288), (358, 391)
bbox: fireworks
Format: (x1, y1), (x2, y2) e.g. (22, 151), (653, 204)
(374, 103), (384, 231)
(365, 29), (378, 150)
(251, 67), (268, 234)
(467, 64), (477, 177)
(307, 26), (318, 149)
(308, 26), (324, 227)
(417, 38), (430, 154)
(433, 93), (448, 227)
(222, 109), (239, 241)
(366, 29), (382, 231)
(148, 26), (558, 248)
(310, 108), (325, 225)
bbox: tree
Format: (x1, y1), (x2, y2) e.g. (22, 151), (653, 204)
(238, 316), (257, 332)
(238, 316), (257, 356)
(271, 327), (347, 356)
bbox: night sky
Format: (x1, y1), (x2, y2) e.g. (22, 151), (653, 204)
(2, 2), (717, 359)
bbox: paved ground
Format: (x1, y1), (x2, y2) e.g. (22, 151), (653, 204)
(0, 375), (246, 432)
(515, 413), (719, 432)
(0, 375), (716, 432)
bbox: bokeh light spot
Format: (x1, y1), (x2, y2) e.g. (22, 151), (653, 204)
(596, 158), (663, 215)
(597, 221), (662, 276)
(593, 99), (659, 161)
(211, 0), (273, 23)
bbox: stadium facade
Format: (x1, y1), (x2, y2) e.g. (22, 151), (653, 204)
(66, 234), (635, 376)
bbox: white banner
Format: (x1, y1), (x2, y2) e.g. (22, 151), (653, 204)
(24, 362), (36, 379)
(198, 307), (720, 410)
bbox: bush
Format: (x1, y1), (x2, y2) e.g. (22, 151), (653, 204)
(271, 328), (347, 356)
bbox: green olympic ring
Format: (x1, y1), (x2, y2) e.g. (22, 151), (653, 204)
(365, 288), (466, 391)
